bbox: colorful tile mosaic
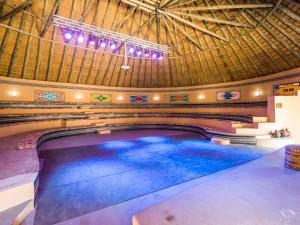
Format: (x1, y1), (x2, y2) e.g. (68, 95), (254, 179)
(169, 94), (189, 103)
(91, 93), (112, 103)
(274, 82), (300, 96)
(34, 91), (64, 103)
(130, 95), (148, 103)
(217, 91), (240, 101)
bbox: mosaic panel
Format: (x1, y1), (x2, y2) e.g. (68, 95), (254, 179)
(91, 93), (112, 103)
(217, 91), (240, 101)
(169, 94), (189, 103)
(130, 95), (148, 103)
(34, 91), (64, 103)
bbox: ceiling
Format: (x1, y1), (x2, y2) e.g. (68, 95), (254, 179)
(0, 0), (299, 88)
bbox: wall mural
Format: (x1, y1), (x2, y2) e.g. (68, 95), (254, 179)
(169, 94), (189, 103)
(217, 91), (240, 101)
(130, 95), (148, 103)
(34, 91), (64, 103)
(91, 93), (112, 103)
(274, 82), (300, 96)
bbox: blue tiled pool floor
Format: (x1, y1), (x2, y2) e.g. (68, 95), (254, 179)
(35, 131), (269, 225)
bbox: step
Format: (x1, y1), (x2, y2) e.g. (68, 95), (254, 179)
(253, 117), (268, 123)
(97, 129), (111, 135)
(93, 122), (106, 126)
(0, 173), (37, 212)
(235, 122), (276, 135)
(231, 122), (256, 128)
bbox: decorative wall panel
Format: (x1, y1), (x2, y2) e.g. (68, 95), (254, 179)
(274, 82), (300, 96)
(217, 91), (240, 101)
(34, 91), (64, 103)
(91, 93), (112, 103)
(169, 94), (189, 103)
(130, 95), (148, 103)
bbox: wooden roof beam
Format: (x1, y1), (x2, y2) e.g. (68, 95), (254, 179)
(0, 0), (32, 22)
(174, 4), (274, 12)
(169, 10), (253, 28)
(40, 0), (61, 37)
(163, 11), (229, 41)
(163, 14), (203, 50)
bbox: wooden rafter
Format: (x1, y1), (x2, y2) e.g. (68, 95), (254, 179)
(0, 0), (32, 22)
(164, 14), (202, 50)
(164, 11), (228, 41)
(173, 4), (274, 12)
(169, 10), (253, 28)
(114, 6), (137, 30)
(161, 16), (181, 55)
(40, 0), (61, 37)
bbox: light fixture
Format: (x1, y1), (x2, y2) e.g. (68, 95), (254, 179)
(117, 96), (124, 101)
(198, 95), (205, 100)
(136, 49), (142, 56)
(158, 54), (163, 60)
(77, 33), (84, 43)
(153, 96), (160, 101)
(88, 34), (96, 46)
(129, 46), (135, 54)
(110, 42), (116, 50)
(61, 28), (73, 43)
(255, 90), (262, 97)
(100, 38), (107, 48)
(152, 52), (157, 59)
(53, 15), (170, 54)
(9, 90), (18, 97)
(144, 50), (149, 57)
(75, 93), (82, 99)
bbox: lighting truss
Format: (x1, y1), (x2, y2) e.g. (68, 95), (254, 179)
(53, 15), (170, 54)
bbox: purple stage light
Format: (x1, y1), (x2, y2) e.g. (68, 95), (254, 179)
(65, 32), (72, 40)
(144, 52), (149, 57)
(129, 47), (135, 54)
(100, 41), (106, 48)
(110, 43), (116, 50)
(77, 34), (84, 43)
(136, 50), (142, 56)
(152, 52), (157, 59)
(89, 40), (96, 45)
(159, 54), (163, 60)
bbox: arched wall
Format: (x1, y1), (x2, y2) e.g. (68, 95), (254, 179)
(0, 68), (299, 104)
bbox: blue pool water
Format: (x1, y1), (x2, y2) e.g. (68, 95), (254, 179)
(35, 131), (269, 225)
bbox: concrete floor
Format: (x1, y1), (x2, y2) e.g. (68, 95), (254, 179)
(133, 148), (300, 225)
(34, 130), (269, 225)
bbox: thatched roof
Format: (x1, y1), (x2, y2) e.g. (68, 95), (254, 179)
(0, 0), (299, 88)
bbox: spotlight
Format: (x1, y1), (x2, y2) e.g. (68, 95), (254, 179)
(77, 33), (84, 43)
(9, 90), (18, 97)
(153, 96), (160, 101)
(65, 32), (72, 40)
(62, 28), (73, 43)
(144, 51), (149, 57)
(136, 49), (142, 56)
(110, 42), (116, 50)
(76, 94), (82, 99)
(129, 46), (135, 54)
(88, 34), (96, 46)
(152, 52), (157, 59)
(100, 39), (106, 48)
(158, 54), (163, 60)
(117, 96), (124, 100)
(198, 95), (205, 100)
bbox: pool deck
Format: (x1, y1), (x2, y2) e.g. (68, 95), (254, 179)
(133, 148), (300, 225)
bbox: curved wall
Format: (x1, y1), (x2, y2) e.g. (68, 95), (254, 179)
(0, 68), (299, 104)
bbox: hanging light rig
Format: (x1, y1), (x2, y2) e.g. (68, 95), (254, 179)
(121, 44), (130, 70)
(53, 15), (170, 65)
